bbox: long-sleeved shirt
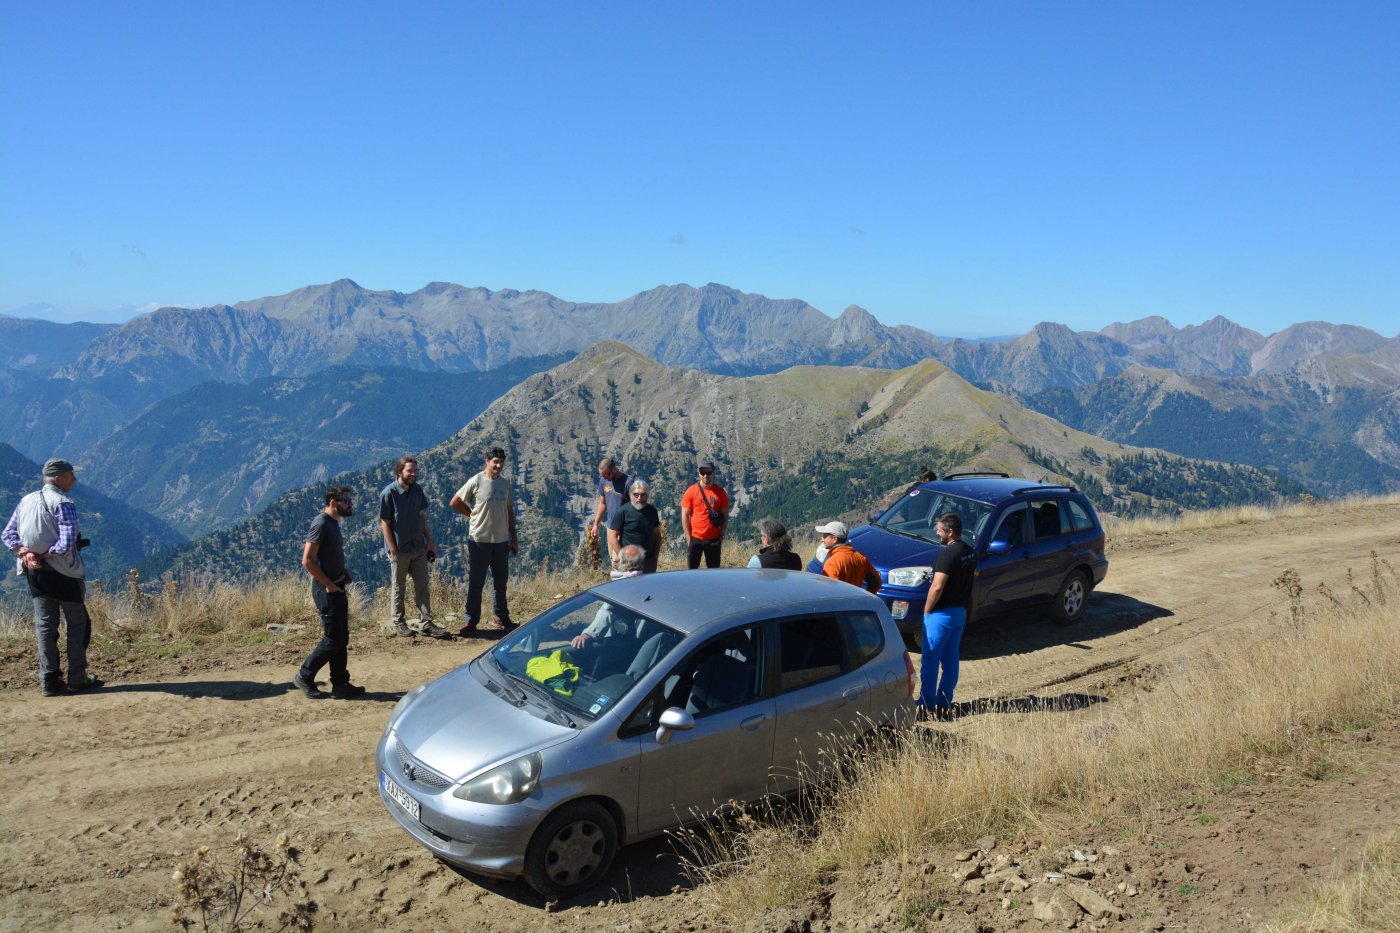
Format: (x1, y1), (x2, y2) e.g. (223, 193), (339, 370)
(3, 489), (79, 555)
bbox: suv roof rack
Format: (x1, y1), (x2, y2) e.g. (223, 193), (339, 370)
(941, 471), (1010, 480)
(1011, 483), (1077, 496)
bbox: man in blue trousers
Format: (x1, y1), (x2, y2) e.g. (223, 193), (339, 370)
(919, 512), (976, 719)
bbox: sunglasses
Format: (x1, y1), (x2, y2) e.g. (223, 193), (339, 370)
(698, 469), (713, 476)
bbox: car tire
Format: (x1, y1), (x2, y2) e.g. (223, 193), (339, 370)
(523, 800), (618, 899)
(1049, 570), (1090, 625)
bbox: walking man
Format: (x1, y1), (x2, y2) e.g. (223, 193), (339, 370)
(294, 485), (365, 700)
(919, 512), (977, 718)
(815, 521), (881, 593)
(450, 446), (518, 635)
(3, 458), (98, 696)
(379, 456), (448, 639)
(680, 460), (729, 568)
(589, 457), (630, 565)
(608, 479), (661, 573)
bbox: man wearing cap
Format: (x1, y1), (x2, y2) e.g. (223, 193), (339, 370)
(680, 461), (729, 569)
(2, 458), (98, 697)
(815, 521), (881, 593)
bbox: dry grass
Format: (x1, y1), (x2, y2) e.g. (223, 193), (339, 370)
(1260, 827), (1400, 932)
(1103, 492), (1400, 538)
(684, 551), (1400, 919)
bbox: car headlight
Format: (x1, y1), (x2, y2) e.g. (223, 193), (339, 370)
(452, 753), (543, 804)
(887, 566), (933, 588)
(390, 683), (427, 723)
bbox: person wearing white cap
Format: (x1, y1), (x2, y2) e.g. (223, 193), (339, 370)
(814, 520), (880, 593)
(2, 458), (98, 696)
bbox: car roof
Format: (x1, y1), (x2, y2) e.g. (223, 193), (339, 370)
(917, 475), (1081, 505)
(591, 568), (884, 637)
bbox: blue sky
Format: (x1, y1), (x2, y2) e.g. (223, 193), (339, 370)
(2, 2), (1397, 337)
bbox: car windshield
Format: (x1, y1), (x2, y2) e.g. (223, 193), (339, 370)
(873, 489), (995, 548)
(487, 592), (682, 722)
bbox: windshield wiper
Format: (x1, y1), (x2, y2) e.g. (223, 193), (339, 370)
(485, 657), (528, 705)
(500, 668), (582, 727)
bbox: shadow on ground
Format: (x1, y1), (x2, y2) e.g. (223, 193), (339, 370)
(958, 590), (1172, 663)
(94, 680), (404, 702)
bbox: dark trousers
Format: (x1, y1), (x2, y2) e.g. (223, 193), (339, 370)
(466, 539), (511, 625)
(301, 585), (350, 687)
(687, 536), (723, 569)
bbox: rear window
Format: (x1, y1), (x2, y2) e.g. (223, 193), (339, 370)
(840, 612), (885, 665)
(1066, 499), (1096, 532)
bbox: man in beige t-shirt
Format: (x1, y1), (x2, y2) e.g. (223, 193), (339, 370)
(449, 446), (518, 635)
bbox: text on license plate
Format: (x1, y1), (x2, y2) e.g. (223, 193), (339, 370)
(381, 771), (421, 821)
(891, 600), (908, 620)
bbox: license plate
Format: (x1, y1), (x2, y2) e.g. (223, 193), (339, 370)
(891, 600), (908, 620)
(381, 771), (421, 821)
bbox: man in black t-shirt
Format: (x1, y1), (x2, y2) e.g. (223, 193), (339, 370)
(294, 485), (365, 700)
(919, 512), (976, 716)
(607, 479), (661, 573)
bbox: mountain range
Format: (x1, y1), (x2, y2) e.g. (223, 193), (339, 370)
(142, 343), (1301, 588)
(4, 279), (1397, 575)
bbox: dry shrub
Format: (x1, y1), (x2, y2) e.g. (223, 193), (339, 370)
(689, 556), (1400, 921)
(1260, 827), (1400, 932)
(170, 832), (314, 932)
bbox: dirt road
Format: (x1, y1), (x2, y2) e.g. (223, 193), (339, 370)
(3, 503), (1397, 931)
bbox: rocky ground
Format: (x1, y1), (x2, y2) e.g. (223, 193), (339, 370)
(1, 502), (1397, 931)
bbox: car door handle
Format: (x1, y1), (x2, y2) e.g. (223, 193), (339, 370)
(842, 687), (865, 703)
(740, 714), (766, 732)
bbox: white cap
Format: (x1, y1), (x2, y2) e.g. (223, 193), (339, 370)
(814, 521), (847, 538)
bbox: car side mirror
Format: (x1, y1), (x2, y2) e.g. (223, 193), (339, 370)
(985, 540), (1010, 555)
(655, 707), (695, 744)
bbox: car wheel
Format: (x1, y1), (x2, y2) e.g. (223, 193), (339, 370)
(1049, 570), (1089, 625)
(523, 800), (618, 899)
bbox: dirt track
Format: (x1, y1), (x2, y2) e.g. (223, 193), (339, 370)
(3, 503), (1398, 931)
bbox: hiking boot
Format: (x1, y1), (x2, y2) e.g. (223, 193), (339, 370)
(419, 621), (451, 640)
(42, 679), (70, 697)
(497, 620), (519, 634)
(69, 674), (103, 692)
(394, 621), (415, 637)
(329, 683), (366, 699)
(292, 672), (325, 699)
(457, 622), (479, 638)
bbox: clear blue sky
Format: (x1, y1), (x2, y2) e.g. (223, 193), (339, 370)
(3, 1), (1397, 337)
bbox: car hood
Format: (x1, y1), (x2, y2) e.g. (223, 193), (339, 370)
(848, 524), (945, 572)
(391, 663), (578, 780)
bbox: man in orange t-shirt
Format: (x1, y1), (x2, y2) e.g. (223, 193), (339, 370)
(680, 460), (730, 568)
(815, 521), (881, 593)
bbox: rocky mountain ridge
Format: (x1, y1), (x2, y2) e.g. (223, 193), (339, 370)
(144, 343), (1301, 587)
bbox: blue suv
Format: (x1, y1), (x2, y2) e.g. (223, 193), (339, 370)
(810, 473), (1109, 639)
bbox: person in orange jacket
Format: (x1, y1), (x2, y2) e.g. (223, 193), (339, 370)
(814, 521), (880, 593)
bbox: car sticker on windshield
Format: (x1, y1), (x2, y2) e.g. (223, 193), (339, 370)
(908, 490), (920, 496)
(589, 695), (611, 715)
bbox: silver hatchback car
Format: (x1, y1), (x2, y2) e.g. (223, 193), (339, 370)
(376, 569), (915, 897)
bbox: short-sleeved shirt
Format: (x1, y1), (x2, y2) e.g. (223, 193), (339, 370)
(681, 483), (729, 541)
(306, 512), (347, 583)
(379, 480), (429, 552)
(598, 472), (630, 527)
(931, 540), (976, 610)
(454, 473), (514, 544)
(609, 503), (661, 571)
